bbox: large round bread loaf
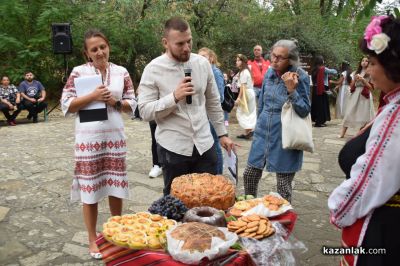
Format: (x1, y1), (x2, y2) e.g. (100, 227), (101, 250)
(171, 173), (235, 210)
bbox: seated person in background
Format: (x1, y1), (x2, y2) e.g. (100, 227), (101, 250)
(18, 71), (47, 123)
(0, 76), (21, 126)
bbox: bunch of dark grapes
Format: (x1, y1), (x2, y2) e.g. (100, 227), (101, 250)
(148, 195), (188, 221)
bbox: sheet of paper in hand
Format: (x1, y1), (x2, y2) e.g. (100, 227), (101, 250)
(223, 149), (238, 185)
(74, 75), (108, 122)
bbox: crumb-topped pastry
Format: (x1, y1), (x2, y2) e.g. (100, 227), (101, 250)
(171, 173), (235, 210)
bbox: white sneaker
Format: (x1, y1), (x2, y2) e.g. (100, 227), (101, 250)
(224, 120), (229, 127)
(149, 165), (162, 178)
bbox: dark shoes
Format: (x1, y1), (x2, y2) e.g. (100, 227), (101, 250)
(237, 131), (254, 139)
(33, 116), (38, 123)
(314, 123), (327, 127)
(7, 120), (16, 126)
(27, 113), (32, 120)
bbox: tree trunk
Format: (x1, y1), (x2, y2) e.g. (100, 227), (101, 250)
(326, 0), (333, 15)
(293, 0), (301, 15)
(140, 0), (151, 19)
(337, 0), (345, 15)
(320, 0), (325, 16)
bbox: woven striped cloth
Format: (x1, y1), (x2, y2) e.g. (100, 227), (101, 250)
(95, 237), (253, 266)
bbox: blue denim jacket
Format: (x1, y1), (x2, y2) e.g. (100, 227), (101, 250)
(324, 67), (337, 86)
(212, 64), (225, 103)
(247, 66), (311, 172)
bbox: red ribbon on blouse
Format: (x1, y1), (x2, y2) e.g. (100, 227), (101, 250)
(316, 66), (325, 96)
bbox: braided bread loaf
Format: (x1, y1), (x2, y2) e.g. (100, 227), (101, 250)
(171, 173), (235, 210)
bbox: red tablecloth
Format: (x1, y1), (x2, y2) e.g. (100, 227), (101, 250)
(96, 210), (297, 266)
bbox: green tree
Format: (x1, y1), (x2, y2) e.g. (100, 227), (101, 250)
(1, 0), (397, 100)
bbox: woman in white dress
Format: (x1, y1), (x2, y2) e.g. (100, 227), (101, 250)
(234, 54), (256, 139)
(61, 30), (137, 259)
(330, 61), (352, 119)
(339, 57), (375, 138)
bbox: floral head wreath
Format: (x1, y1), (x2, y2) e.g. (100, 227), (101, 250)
(364, 16), (391, 54)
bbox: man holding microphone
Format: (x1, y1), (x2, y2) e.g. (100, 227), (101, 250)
(138, 17), (235, 195)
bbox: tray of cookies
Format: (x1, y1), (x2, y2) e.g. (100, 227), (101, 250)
(226, 214), (275, 240)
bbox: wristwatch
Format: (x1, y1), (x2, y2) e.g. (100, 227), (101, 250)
(115, 100), (122, 111)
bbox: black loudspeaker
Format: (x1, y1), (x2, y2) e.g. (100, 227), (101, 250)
(52, 23), (72, 54)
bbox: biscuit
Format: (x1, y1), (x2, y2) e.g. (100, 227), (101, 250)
(239, 232), (250, 237)
(245, 226), (258, 233)
(247, 232), (257, 238)
(259, 219), (267, 224)
(254, 234), (264, 240)
(256, 223), (267, 234)
(227, 225), (240, 230)
(247, 215), (260, 221)
(247, 221), (259, 227)
(235, 226), (247, 234)
(231, 220), (247, 227)
(241, 216), (251, 223)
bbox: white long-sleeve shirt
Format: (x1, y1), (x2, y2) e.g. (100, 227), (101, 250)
(138, 53), (226, 156)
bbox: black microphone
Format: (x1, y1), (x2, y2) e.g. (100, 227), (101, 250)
(184, 67), (192, 104)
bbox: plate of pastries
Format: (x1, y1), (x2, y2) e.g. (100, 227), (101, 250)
(102, 212), (177, 249)
(229, 194), (291, 217)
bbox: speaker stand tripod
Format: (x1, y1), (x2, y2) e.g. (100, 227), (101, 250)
(47, 54), (68, 116)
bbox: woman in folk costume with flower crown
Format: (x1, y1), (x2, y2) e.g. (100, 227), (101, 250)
(328, 15), (400, 266)
(338, 56), (375, 138)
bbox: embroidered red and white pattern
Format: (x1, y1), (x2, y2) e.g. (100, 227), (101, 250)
(61, 63), (136, 204)
(329, 88), (400, 266)
(76, 127), (124, 134)
(75, 157), (126, 176)
(75, 140), (127, 152)
(75, 171), (126, 181)
(75, 152), (126, 160)
(334, 104), (400, 224)
(77, 178), (128, 193)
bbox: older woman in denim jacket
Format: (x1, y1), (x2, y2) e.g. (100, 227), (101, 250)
(242, 39), (311, 202)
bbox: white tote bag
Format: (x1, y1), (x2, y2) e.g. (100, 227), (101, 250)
(281, 101), (314, 153)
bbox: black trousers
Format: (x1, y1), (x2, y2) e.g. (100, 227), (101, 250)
(157, 144), (217, 195)
(22, 100), (47, 118)
(149, 121), (159, 166)
(0, 102), (22, 121)
(134, 107), (141, 118)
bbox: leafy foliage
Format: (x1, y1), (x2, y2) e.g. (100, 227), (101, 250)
(0, 0), (397, 99)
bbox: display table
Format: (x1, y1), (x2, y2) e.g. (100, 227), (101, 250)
(96, 211), (297, 266)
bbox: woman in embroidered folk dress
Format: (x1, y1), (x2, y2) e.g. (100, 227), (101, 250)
(61, 30), (137, 259)
(338, 57), (375, 138)
(329, 61), (352, 119)
(234, 54), (256, 140)
(310, 55), (337, 127)
(242, 40), (310, 202)
(328, 15), (400, 266)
